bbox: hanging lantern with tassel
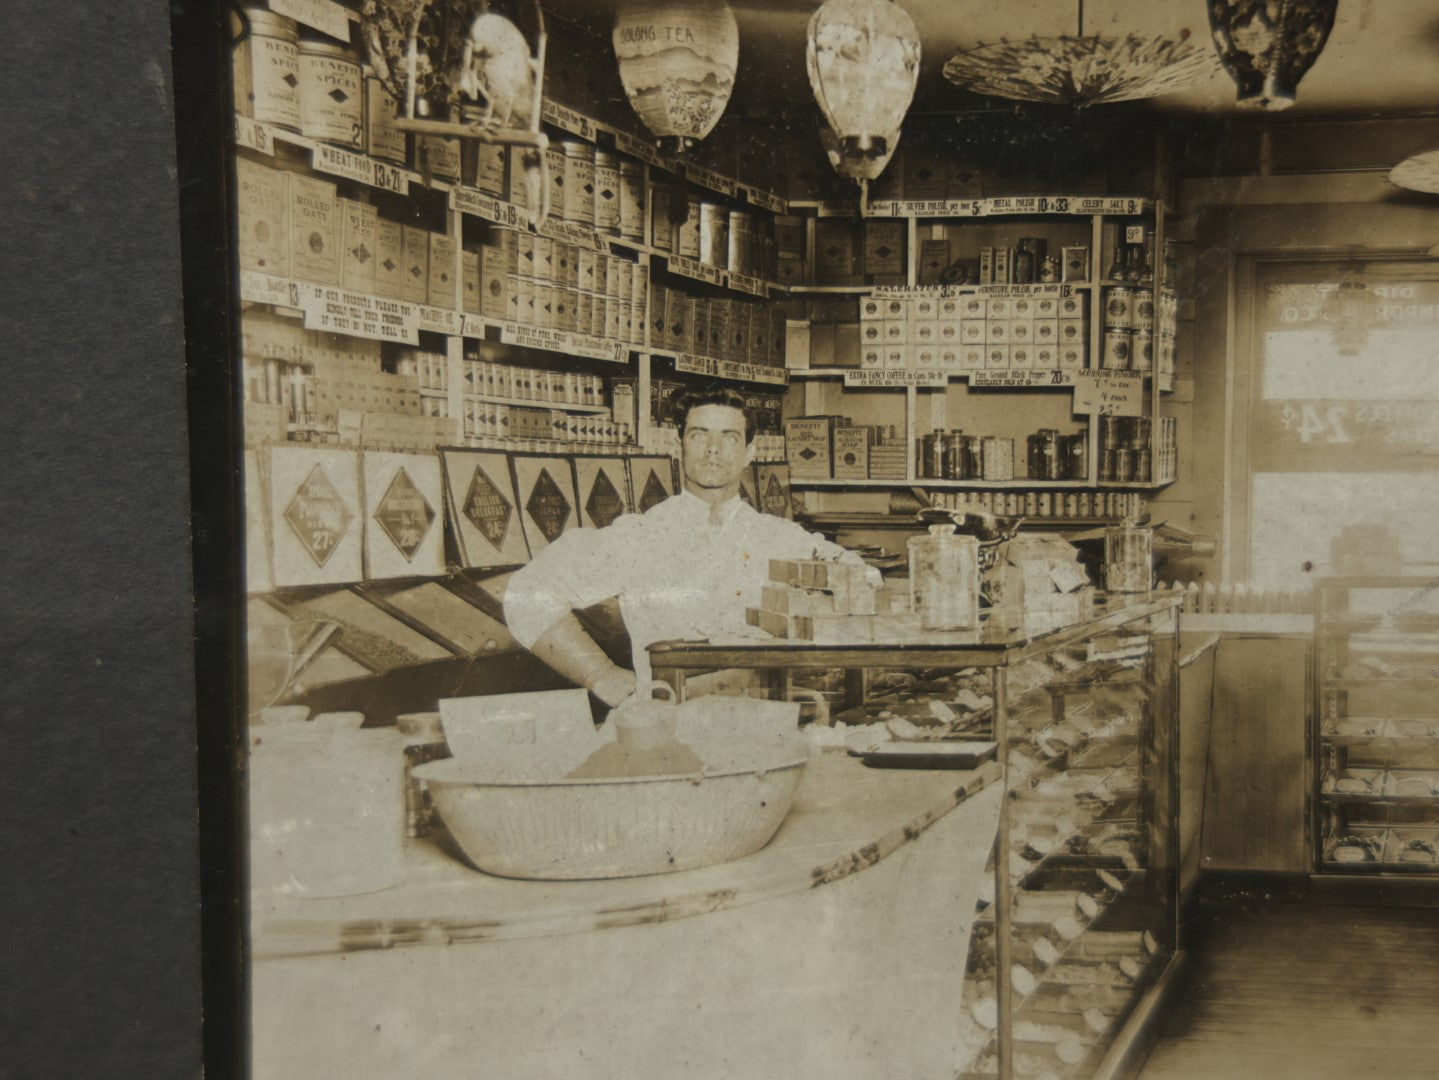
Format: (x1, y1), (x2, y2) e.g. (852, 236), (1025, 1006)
(1207, 0), (1338, 111)
(807, 0), (920, 161)
(612, 0), (739, 154)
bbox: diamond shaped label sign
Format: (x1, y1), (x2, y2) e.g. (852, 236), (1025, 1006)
(584, 468), (625, 528)
(463, 466), (512, 550)
(762, 475), (788, 517)
(373, 467), (435, 562)
(284, 463), (352, 568)
(526, 467), (571, 543)
(639, 468), (669, 512)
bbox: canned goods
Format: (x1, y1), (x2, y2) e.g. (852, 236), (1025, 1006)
(560, 140), (595, 224)
(619, 161), (645, 242)
(419, 132), (461, 180)
(1135, 453), (1153, 483)
(238, 8), (301, 129)
(1065, 431), (1088, 481)
(364, 66), (407, 164)
(1101, 329), (1132, 370)
(299, 39), (363, 148)
(1038, 492), (1052, 516)
(920, 434), (944, 478)
(1133, 290), (1155, 329)
(1114, 449), (1136, 483)
(545, 145), (566, 220)
(1023, 492), (1039, 516)
(1132, 416), (1153, 449)
(1131, 329), (1154, 371)
(676, 197), (702, 259)
(1103, 286), (1134, 330)
(727, 210), (752, 275)
(648, 186), (673, 252)
(1100, 449), (1118, 482)
(699, 202), (728, 268)
(593, 151), (620, 234)
(940, 432), (961, 479)
(1099, 415), (1122, 450)
(981, 437), (1015, 481)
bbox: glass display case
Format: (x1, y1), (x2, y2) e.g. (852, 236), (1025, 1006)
(649, 593), (1181, 1080)
(1313, 572), (1439, 875)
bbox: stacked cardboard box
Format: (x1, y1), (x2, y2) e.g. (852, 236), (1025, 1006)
(746, 559), (904, 641)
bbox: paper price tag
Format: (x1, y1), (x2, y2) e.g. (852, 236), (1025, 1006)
(1073, 372), (1143, 416)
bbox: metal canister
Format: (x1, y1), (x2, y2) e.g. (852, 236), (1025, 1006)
(1065, 431), (1088, 481)
(943, 431), (968, 480)
(545, 145), (566, 220)
(1135, 452), (1153, 484)
(1099, 414), (1122, 452)
(1027, 434), (1048, 480)
(676, 196), (702, 259)
(1101, 329), (1132, 370)
(1131, 329), (1154, 372)
(1029, 428), (1061, 480)
(981, 437), (1015, 481)
(1099, 449), (1117, 482)
(727, 210), (753, 276)
(1103, 285), (1134, 330)
(560, 140), (595, 224)
(593, 150), (621, 234)
(959, 434), (982, 479)
(299, 38), (363, 148)
(1114, 449), (1135, 483)
(238, 8), (301, 130)
(619, 161), (645, 242)
(648, 185), (673, 252)
(699, 202), (728, 268)
(1132, 289), (1155, 330)
(1131, 416), (1153, 450)
(363, 65), (407, 164)
(419, 132), (461, 181)
(919, 433), (945, 478)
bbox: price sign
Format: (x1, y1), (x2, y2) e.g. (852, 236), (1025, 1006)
(665, 255), (725, 288)
(451, 187), (525, 228)
(312, 143), (375, 188)
(844, 370), (946, 388)
(539, 99), (597, 140)
(1264, 399), (1439, 456)
(372, 161), (409, 195)
(234, 117), (272, 155)
(1073, 371), (1143, 416)
(268, 0), (350, 40)
(970, 370), (1074, 388)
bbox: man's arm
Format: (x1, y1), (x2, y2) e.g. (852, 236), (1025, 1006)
(526, 612), (636, 706)
(503, 519), (643, 705)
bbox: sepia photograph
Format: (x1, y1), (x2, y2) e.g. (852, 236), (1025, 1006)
(174, 0), (1439, 1076)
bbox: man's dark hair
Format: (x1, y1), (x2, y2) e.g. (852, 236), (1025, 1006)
(671, 386), (756, 444)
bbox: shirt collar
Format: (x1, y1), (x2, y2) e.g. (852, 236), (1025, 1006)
(676, 487), (745, 526)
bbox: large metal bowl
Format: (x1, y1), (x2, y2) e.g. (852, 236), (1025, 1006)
(414, 750), (809, 880)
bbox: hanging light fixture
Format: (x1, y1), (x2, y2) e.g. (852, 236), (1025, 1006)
(612, 0), (739, 154)
(1320, 266), (1379, 357)
(1207, 0), (1338, 111)
(943, 1), (1216, 106)
(1388, 150), (1439, 195)
(807, 0), (920, 160)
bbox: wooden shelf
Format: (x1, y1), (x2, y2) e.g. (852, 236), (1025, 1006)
(791, 478), (1161, 491)
(461, 393), (610, 414)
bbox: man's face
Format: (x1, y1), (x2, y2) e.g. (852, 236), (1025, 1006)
(681, 404), (754, 493)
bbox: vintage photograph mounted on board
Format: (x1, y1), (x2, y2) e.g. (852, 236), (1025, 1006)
(201, 0), (1439, 1076)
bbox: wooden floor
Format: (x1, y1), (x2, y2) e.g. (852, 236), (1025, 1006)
(1135, 895), (1439, 1080)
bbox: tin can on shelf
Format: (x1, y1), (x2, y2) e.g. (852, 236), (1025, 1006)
(699, 202), (728, 268)
(676, 196), (702, 259)
(1065, 431), (1088, 481)
(919, 433), (944, 478)
(1114, 449), (1136, 483)
(1131, 328), (1154, 371)
(1101, 329), (1132, 370)
(593, 150), (621, 234)
(619, 161), (645, 242)
(560, 140), (595, 224)
(363, 65), (407, 164)
(299, 39), (363, 149)
(727, 210), (753, 276)
(1135, 452), (1153, 484)
(1133, 289), (1155, 329)
(238, 8), (302, 130)
(1103, 286), (1134, 330)
(1099, 449), (1117, 482)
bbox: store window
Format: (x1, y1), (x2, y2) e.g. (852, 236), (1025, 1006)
(1240, 259), (1439, 586)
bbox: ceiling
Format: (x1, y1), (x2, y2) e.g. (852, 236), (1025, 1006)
(547, 0), (1439, 118)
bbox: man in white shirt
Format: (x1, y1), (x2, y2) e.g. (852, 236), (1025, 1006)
(504, 388), (875, 705)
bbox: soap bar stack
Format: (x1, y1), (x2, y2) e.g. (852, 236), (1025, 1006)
(747, 559), (908, 641)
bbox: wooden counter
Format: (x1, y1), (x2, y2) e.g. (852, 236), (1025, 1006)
(252, 755), (1003, 1080)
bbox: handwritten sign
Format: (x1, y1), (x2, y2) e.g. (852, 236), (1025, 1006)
(1073, 371), (1143, 416)
(844, 370), (946, 388)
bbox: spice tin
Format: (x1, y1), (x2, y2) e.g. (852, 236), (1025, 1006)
(699, 202), (728, 268)
(238, 8), (302, 130)
(560, 140), (595, 224)
(1133, 289), (1155, 329)
(420, 132), (461, 181)
(1131, 328), (1154, 371)
(676, 197), (702, 259)
(363, 66), (407, 164)
(648, 186), (673, 252)
(728, 210), (753, 275)
(544, 145), (565, 220)
(619, 161), (645, 242)
(1101, 329), (1132, 370)
(593, 150), (620, 234)
(299, 39), (363, 148)
(475, 142), (507, 196)
(1103, 286), (1134, 330)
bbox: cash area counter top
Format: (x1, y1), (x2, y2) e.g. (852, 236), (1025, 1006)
(251, 754), (1003, 1080)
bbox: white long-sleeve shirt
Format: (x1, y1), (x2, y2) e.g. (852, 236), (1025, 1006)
(504, 489), (866, 682)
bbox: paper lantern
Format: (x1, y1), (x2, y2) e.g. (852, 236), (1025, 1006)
(612, 0), (739, 153)
(1208, 0), (1337, 111)
(819, 121), (900, 182)
(807, 0), (920, 159)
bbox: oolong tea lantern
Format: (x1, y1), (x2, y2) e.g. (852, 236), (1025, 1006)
(807, 0), (920, 160)
(612, 0), (739, 154)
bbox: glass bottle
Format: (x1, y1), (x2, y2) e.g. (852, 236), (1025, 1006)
(908, 525), (980, 630)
